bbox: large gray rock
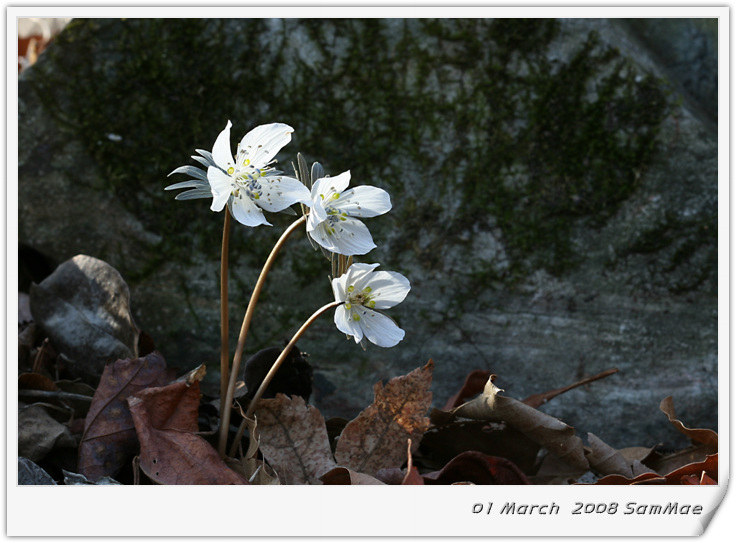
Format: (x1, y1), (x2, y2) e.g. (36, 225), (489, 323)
(18, 18), (717, 449)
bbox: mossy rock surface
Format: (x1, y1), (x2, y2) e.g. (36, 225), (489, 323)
(19, 18), (717, 448)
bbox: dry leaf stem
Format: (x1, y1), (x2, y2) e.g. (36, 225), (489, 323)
(230, 299), (341, 457)
(218, 215), (307, 457)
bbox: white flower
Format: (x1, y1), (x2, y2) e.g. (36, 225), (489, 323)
(166, 121), (311, 227)
(306, 171), (391, 255)
(331, 263), (410, 348)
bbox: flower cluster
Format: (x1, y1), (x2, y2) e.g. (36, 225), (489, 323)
(166, 121), (409, 348)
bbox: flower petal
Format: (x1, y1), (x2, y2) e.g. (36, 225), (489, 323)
(207, 167), (233, 212)
(229, 194), (271, 227)
(211, 120), (235, 171)
(306, 206), (326, 232)
(337, 185), (392, 218)
(355, 308), (405, 348)
(344, 263), (381, 286)
(311, 171), (351, 200)
(237, 123), (294, 168)
(311, 217), (377, 255)
(334, 305), (363, 343)
(332, 273), (349, 302)
(255, 175), (312, 213)
(363, 271), (411, 309)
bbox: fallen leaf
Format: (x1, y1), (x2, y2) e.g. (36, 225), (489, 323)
(255, 394), (336, 485)
(78, 352), (171, 481)
(374, 467), (406, 485)
(643, 444), (713, 476)
(233, 413), (280, 485)
(18, 372), (58, 392)
(618, 446), (658, 468)
(18, 404), (77, 462)
(447, 375), (589, 471)
(585, 433), (634, 477)
(660, 397), (718, 449)
(421, 420), (540, 474)
(529, 450), (591, 485)
(442, 369), (492, 410)
(335, 360), (433, 476)
(128, 380), (248, 484)
(681, 472), (717, 485)
(423, 451), (531, 485)
(588, 471), (662, 485)
(655, 454), (718, 485)
(173, 363), (207, 385)
(29, 255), (140, 383)
(590, 454), (718, 485)
(320, 467), (386, 485)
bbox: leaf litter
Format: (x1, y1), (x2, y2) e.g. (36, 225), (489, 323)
(17, 254), (719, 485)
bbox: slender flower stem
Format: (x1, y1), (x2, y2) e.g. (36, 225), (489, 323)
(218, 214), (308, 457)
(219, 211), (232, 421)
(229, 300), (342, 458)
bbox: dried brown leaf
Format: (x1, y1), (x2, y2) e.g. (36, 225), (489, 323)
(591, 454), (718, 485)
(255, 394), (336, 485)
(423, 451), (531, 485)
(128, 380), (248, 484)
(657, 453), (718, 485)
(78, 352), (171, 481)
(588, 471), (662, 485)
(335, 360), (433, 476)
(682, 472), (717, 485)
(442, 369), (492, 410)
(174, 363), (207, 385)
(529, 450), (590, 485)
(374, 467), (406, 485)
(618, 446), (657, 466)
(18, 372), (58, 392)
(645, 444), (712, 475)
(586, 433), (634, 477)
(319, 467), (386, 485)
(660, 396), (718, 449)
(448, 375), (588, 471)
(231, 412), (280, 485)
(422, 420), (540, 474)
(18, 404), (77, 463)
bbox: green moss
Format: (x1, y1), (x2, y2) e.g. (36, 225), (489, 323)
(611, 211), (717, 293)
(29, 18), (674, 299)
